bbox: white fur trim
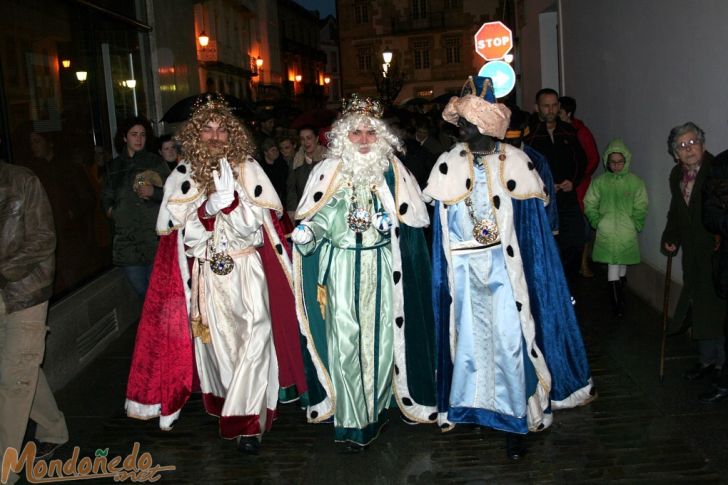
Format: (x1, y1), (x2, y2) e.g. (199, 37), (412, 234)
(296, 157), (429, 228)
(124, 399), (180, 431)
(551, 378), (596, 410)
(423, 143), (548, 206)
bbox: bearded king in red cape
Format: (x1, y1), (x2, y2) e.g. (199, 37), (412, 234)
(124, 95), (306, 454)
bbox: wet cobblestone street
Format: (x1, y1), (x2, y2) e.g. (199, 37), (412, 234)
(23, 270), (728, 484)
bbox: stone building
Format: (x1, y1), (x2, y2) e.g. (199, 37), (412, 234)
(336, 0), (508, 103)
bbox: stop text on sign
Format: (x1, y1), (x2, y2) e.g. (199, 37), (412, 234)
(476, 36), (510, 50)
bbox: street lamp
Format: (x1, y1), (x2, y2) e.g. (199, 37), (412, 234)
(382, 49), (392, 78)
(374, 49), (403, 106)
(198, 5), (209, 47)
(295, 74), (302, 82)
(256, 57), (264, 83)
(75, 71), (87, 82)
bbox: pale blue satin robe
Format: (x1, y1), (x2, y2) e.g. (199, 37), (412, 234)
(446, 164), (529, 433)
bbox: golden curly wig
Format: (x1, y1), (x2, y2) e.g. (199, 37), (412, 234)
(174, 97), (255, 194)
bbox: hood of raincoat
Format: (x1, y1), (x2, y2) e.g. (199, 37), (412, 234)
(602, 138), (632, 174)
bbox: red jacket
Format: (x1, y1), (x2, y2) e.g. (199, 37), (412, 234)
(572, 117), (599, 211)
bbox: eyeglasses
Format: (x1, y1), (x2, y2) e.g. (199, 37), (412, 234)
(676, 139), (701, 151)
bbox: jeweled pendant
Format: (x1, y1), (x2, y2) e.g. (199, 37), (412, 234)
(347, 206), (371, 233)
(210, 252), (234, 275)
(472, 219), (499, 245)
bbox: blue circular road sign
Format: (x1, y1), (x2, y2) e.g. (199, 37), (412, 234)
(478, 61), (516, 98)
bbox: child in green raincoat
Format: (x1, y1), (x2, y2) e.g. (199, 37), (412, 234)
(584, 139), (648, 317)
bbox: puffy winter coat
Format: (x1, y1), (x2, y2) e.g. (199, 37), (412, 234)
(101, 150), (169, 266)
(584, 139), (648, 264)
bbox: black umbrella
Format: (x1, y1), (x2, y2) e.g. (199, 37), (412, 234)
(160, 93), (258, 123)
(432, 93), (458, 105)
(402, 97), (430, 107)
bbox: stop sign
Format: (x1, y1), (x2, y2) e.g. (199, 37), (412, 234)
(474, 21), (513, 61)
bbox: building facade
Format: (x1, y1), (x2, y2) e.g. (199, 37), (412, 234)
(277, 0), (328, 111)
(320, 15), (342, 109)
(336, 0), (507, 104)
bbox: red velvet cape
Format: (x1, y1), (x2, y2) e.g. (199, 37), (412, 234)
(125, 210), (306, 426)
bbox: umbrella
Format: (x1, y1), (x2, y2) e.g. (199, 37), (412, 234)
(432, 93), (458, 105)
(160, 93), (257, 123)
(290, 108), (339, 130)
(401, 97), (430, 107)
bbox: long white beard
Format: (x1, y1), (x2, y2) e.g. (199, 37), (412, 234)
(341, 138), (390, 188)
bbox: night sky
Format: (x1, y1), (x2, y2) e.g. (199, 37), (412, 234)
(295, 0), (336, 18)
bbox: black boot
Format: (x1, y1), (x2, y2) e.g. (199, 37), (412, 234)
(505, 432), (525, 460)
(609, 281), (624, 317)
(237, 436), (261, 455)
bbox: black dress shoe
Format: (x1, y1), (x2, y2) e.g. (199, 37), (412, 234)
(505, 433), (525, 461)
(699, 386), (728, 404)
(683, 363), (716, 381)
(237, 436), (261, 455)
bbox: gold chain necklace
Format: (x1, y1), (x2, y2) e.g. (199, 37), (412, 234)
(464, 151), (500, 246)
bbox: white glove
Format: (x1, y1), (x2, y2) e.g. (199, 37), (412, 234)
(205, 158), (235, 216)
(373, 212), (392, 233)
(292, 224), (314, 245)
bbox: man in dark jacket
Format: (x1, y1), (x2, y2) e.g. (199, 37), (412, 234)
(524, 88), (587, 283)
(1, 158), (69, 482)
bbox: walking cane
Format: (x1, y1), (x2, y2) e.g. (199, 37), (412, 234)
(659, 254), (673, 383)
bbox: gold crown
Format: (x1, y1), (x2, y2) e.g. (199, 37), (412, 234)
(341, 94), (384, 118)
(191, 93), (233, 118)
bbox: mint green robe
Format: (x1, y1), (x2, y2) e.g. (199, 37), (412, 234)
(293, 157), (438, 446)
(298, 188), (394, 444)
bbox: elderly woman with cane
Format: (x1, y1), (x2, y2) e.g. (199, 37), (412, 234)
(661, 122), (726, 389)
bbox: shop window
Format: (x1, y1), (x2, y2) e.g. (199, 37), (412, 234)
(0, 0), (156, 299)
